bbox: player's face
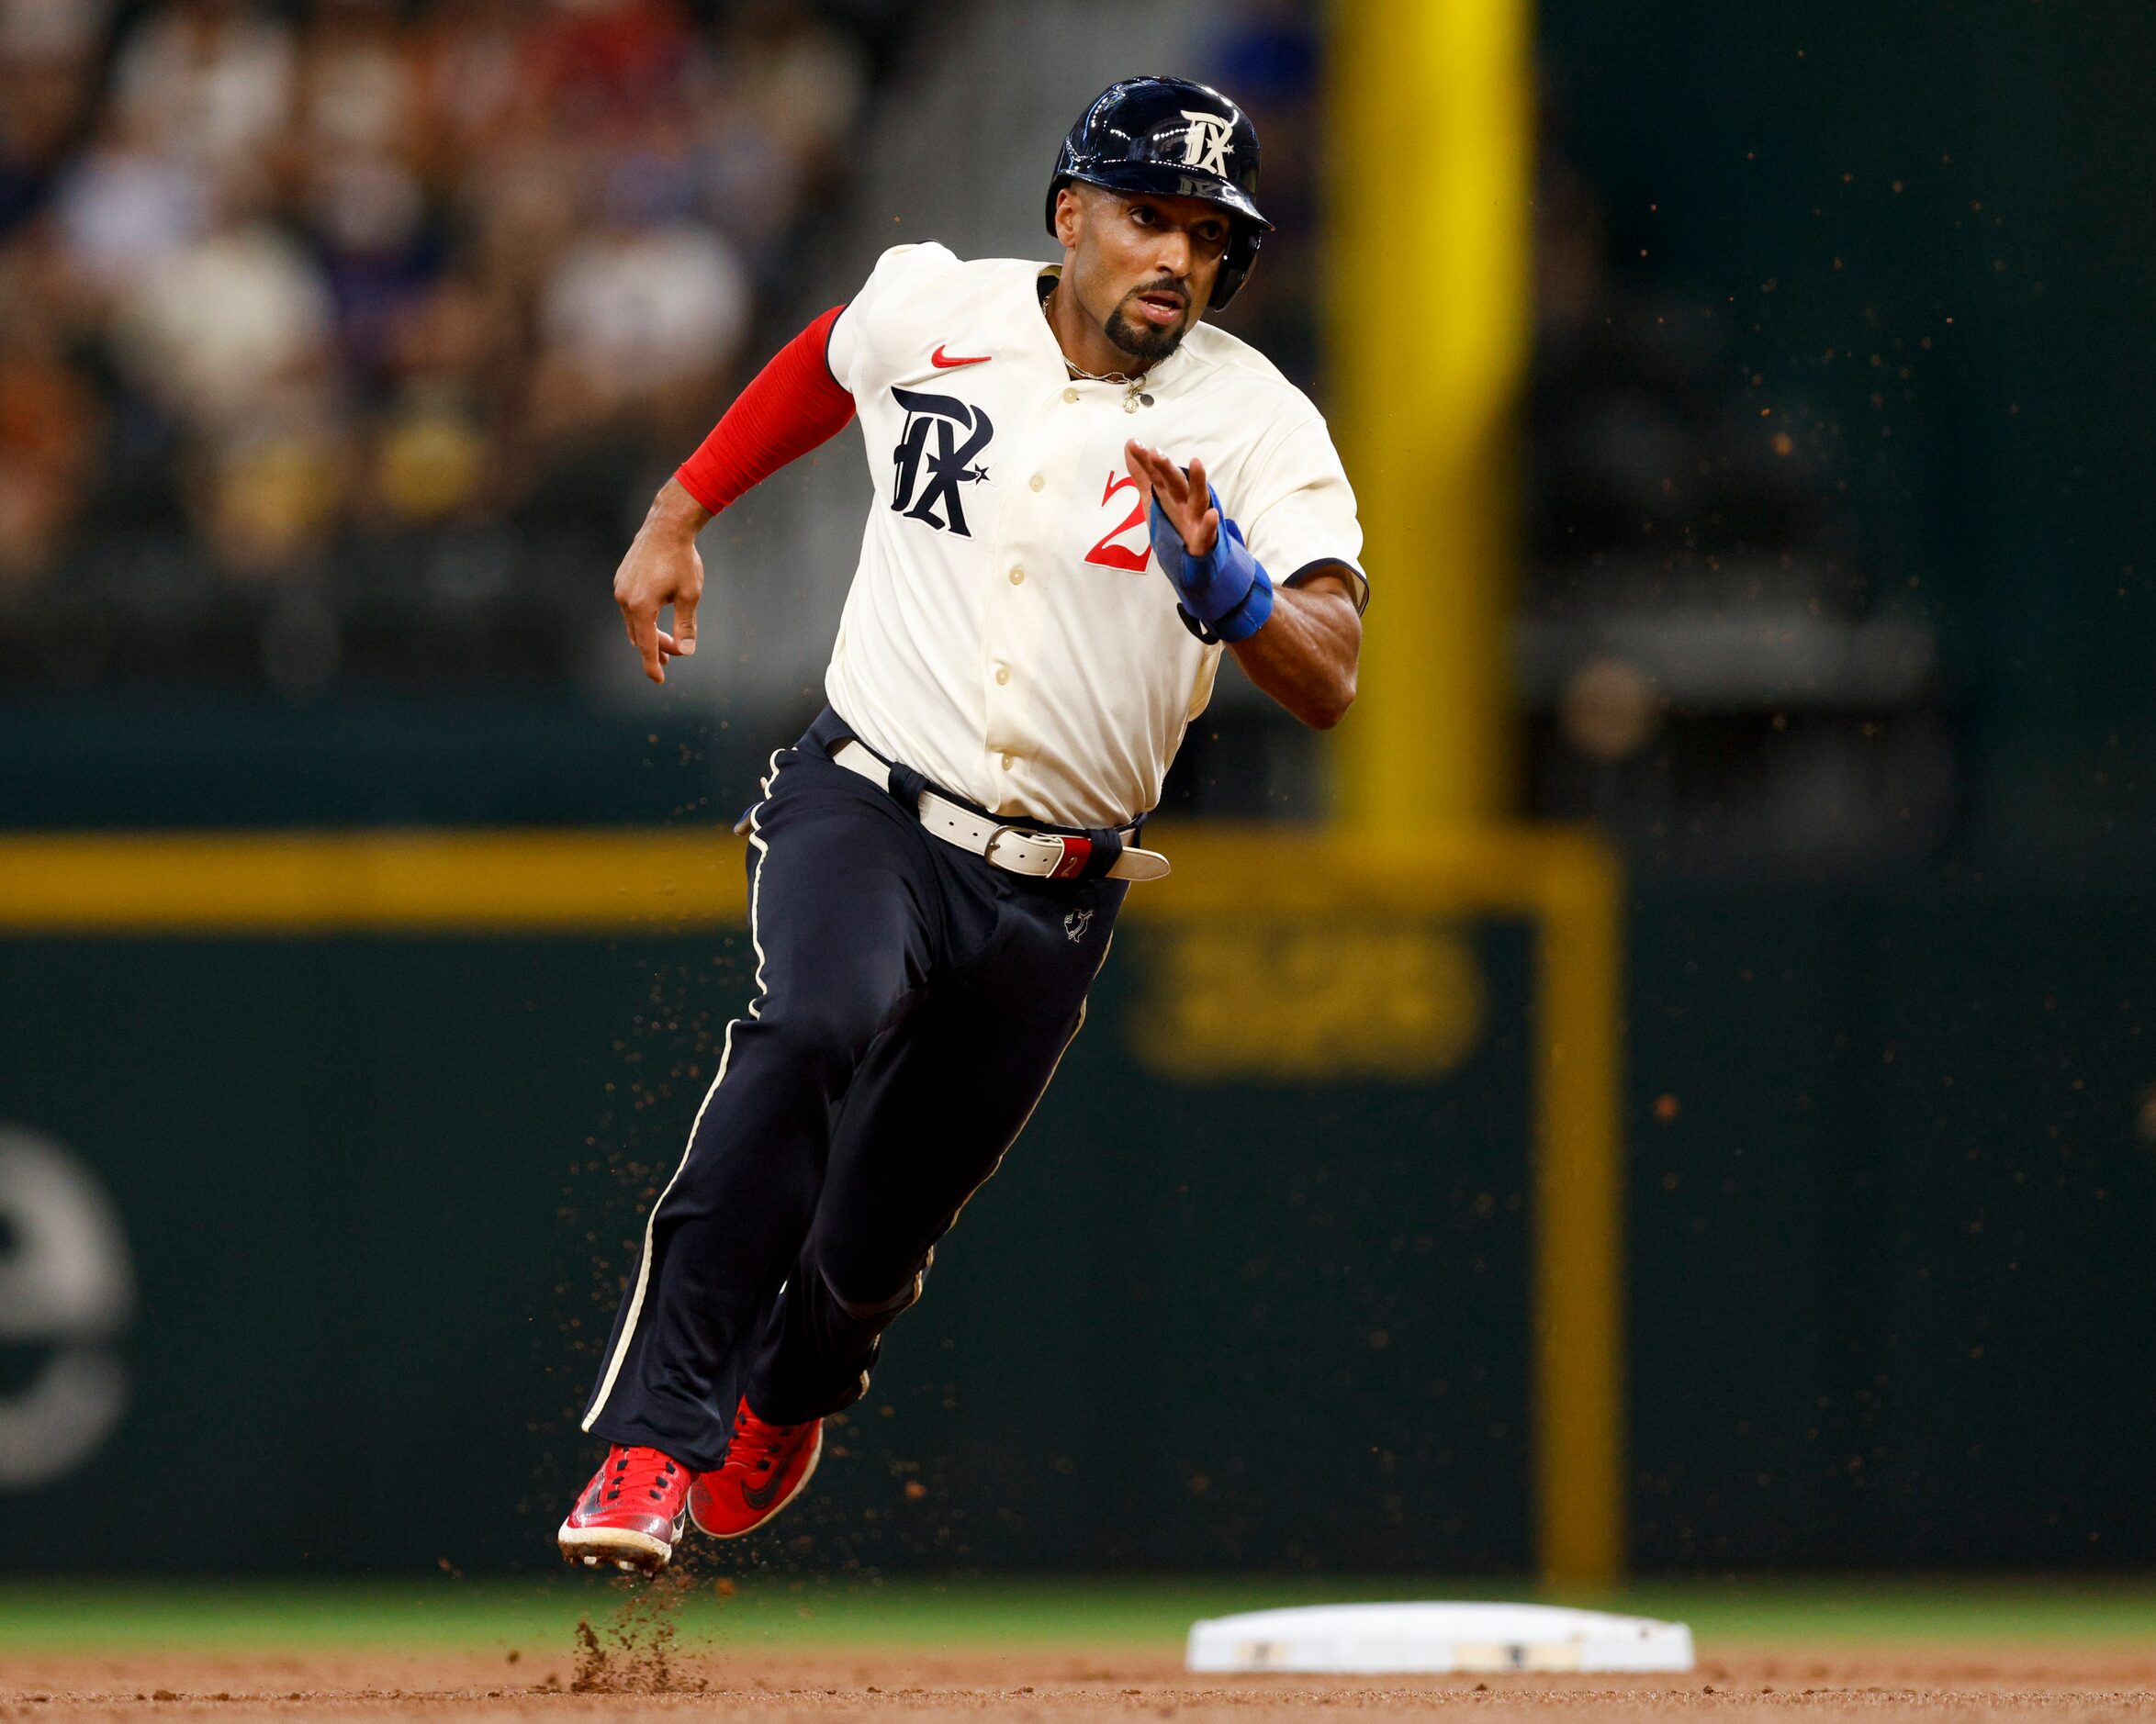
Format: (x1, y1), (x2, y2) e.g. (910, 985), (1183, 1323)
(1059, 186), (1230, 365)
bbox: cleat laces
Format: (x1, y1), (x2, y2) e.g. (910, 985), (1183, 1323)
(601, 1445), (683, 1508)
(729, 1408), (802, 1480)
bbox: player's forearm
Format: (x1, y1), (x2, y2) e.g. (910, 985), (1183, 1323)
(1230, 573), (1361, 730)
(674, 304), (855, 515)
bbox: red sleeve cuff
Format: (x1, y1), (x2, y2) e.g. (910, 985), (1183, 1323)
(676, 305), (855, 515)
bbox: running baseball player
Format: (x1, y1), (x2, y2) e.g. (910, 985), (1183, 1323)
(558, 75), (1366, 1572)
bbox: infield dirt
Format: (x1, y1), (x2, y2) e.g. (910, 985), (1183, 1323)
(3, 1645), (2154, 1720)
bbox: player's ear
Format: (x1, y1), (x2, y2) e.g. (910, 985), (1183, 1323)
(1051, 185), (1084, 252)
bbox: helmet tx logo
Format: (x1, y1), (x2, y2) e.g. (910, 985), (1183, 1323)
(1178, 110), (1234, 178)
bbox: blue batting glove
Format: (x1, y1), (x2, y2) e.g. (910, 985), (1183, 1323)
(1149, 483), (1275, 644)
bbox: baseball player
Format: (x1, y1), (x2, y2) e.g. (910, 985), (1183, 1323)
(558, 75), (1366, 1572)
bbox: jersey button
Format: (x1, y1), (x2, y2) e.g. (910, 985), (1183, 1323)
(1028, 474), (1045, 492)
(1000, 753), (1015, 770)
(1061, 386), (1080, 403)
(1007, 566), (1025, 585)
(994, 666), (1011, 686)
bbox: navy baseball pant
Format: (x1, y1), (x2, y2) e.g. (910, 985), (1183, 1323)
(579, 706), (1126, 1471)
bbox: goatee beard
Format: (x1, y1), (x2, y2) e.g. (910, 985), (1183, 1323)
(1104, 307), (1185, 367)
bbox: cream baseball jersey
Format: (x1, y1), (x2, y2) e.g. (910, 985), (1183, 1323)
(821, 241), (1366, 830)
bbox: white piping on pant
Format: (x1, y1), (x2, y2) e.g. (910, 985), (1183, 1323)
(582, 749), (786, 1432)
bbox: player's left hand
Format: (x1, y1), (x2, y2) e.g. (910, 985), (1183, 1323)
(1126, 441), (1275, 644)
(1125, 442), (1218, 557)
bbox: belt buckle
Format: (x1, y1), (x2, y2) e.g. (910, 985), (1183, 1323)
(983, 823), (1072, 878)
(981, 823), (1026, 873)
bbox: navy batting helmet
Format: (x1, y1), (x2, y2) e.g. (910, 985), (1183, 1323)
(1046, 75), (1270, 310)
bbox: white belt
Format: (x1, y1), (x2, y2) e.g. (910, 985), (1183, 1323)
(830, 740), (1170, 882)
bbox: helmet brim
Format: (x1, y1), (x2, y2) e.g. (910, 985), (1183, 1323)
(1051, 164), (1271, 232)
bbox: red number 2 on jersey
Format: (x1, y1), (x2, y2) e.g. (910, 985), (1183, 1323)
(1083, 472), (1151, 571)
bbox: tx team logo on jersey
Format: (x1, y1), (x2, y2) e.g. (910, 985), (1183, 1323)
(1178, 110), (1234, 178)
(890, 386), (994, 536)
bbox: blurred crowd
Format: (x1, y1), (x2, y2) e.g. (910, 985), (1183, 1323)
(0, 0), (1943, 868)
(1196, 0), (1318, 394)
(0, 0), (894, 688)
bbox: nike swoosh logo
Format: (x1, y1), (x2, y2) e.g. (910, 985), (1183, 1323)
(930, 344), (991, 368)
(741, 1472), (786, 1510)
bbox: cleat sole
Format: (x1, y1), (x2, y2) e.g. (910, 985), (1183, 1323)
(556, 1515), (679, 1574)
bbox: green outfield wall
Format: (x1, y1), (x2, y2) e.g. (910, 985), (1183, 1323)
(0, 913), (1539, 1576)
(0, 881), (2150, 1575)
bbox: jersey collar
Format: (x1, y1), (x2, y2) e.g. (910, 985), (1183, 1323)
(1029, 263), (1194, 394)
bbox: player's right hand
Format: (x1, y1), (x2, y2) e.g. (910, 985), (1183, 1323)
(613, 479), (710, 684)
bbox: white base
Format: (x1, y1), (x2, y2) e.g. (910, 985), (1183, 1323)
(1185, 1602), (1695, 1675)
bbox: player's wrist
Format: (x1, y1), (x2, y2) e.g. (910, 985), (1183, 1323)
(1211, 565), (1275, 643)
(1151, 487), (1271, 636)
(651, 476), (716, 537)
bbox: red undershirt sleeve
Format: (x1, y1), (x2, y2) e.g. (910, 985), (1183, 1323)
(674, 304), (856, 515)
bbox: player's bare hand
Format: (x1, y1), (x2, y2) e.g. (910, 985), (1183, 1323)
(1125, 441), (1219, 558)
(613, 479), (712, 684)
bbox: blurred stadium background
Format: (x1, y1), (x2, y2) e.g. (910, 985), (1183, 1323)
(2, 0), (2154, 1632)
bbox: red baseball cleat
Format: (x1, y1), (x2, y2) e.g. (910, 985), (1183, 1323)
(688, 1398), (825, 1538)
(557, 1444), (692, 1573)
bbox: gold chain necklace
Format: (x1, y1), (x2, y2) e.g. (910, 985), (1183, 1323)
(1045, 284), (1154, 411)
(1065, 357), (1140, 386)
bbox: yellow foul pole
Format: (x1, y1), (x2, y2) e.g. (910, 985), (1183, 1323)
(1328, 0), (1529, 827)
(1328, 0), (1625, 1588)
